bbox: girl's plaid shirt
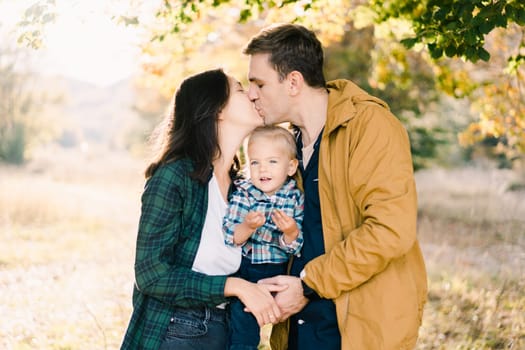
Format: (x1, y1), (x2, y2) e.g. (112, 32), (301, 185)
(223, 178), (304, 264)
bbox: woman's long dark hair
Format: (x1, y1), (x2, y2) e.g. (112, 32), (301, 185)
(145, 69), (239, 183)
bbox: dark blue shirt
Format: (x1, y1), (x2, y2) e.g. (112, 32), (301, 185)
(290, 131), (325, 277)
(288, 128), (341, 350)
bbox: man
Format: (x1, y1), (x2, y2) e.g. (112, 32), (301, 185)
(243, 24), (427, 350)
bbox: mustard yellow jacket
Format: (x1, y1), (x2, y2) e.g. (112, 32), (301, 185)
(301, 80), (428, 349)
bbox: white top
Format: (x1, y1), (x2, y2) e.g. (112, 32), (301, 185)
(192, 174), (242, 275)
(302, 140), (316, 168)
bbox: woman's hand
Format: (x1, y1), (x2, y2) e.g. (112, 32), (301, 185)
(225, 277), (287, 326)
(258, 275), (309, 322)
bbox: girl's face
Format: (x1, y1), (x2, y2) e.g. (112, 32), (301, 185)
(248, 137), (298, 196)
(219, 76), (263, 130)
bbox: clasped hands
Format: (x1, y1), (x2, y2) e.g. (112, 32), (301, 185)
(246, 275), (309, 326)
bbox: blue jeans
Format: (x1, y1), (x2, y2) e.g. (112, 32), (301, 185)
(229, 256), (288, 350)
(159, 306), (229, 350)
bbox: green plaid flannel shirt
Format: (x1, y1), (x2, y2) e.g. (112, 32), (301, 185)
(121, 159), (230, 350)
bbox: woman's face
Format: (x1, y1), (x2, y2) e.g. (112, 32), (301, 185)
(219, 76), (263, 130)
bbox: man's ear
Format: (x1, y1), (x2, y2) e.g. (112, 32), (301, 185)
(287, 71), (304, 96)
(287, 158), (299, 176)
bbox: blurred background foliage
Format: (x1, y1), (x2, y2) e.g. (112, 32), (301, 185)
(3, 0), (525, 172)
(0, 42), (62, 164)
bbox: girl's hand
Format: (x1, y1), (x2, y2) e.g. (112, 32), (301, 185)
(245, 211), (265, 229)
(272, 210), (299, 242)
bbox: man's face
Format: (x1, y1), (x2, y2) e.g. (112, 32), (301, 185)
(247, 53), (290, 125)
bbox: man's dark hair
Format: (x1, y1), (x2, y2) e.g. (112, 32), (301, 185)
(244, 24), (326, 88)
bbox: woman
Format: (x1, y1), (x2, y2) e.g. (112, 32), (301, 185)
(120, 69), (283, 350)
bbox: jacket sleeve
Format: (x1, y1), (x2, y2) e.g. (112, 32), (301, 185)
(134, 165), (227, 307)
(304, 106), (418, 299)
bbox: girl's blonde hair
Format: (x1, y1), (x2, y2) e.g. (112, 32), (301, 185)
(247, 125), (297, 160)
(247, 125), (303, 190)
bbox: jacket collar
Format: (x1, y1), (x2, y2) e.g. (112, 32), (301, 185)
(325, 79), (390, 135)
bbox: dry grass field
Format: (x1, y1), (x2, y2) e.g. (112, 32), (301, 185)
(1, 147), (523, 349)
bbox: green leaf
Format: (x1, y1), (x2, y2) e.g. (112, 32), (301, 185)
(400, 37), (418, 49)
(121, 16), (139, 26)
(478, 21), (493, 34)
(428, 43), (443, 59)
(445, 44), (457, 57)
(434, 8), (447, 21)
(505, 55), (525, 74)
(460, 3), (474, 22)
(465, 46), (476, 61)
(477, 47), (490, 61)
(516, 8), (525, 25)
(239, 9), (252, 22)
(42, 13), (56, 24)
(495, 14), (507, 28)
(465, 30), (477, 45)
(505, 5), (516, 20)
(445, 21), (458, 30)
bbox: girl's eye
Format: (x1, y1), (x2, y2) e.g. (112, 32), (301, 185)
(250, 161), (258, 166)
(269, 160), (278, 164)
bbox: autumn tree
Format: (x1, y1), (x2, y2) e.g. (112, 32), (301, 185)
(0, 48), (31, 163)
(370, 0), (525, 167)
(134, 1), (456, 168)
(0, 1), (61, 164)
(0, 46), (59, 164)
(17, 0), (524, 167)
(458, 25), (525, 167)
(149, 0), (524, 167)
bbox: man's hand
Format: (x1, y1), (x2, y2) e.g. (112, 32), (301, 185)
(258, 275), (309, 321)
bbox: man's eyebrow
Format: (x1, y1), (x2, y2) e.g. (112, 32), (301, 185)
(248, 76), (261, 83)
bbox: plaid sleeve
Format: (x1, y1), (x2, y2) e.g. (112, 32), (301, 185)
(223, 187), (251, 246)
(134, 164), (227, 307)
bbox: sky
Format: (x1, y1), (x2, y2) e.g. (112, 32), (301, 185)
(0, 0), (157, 87)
